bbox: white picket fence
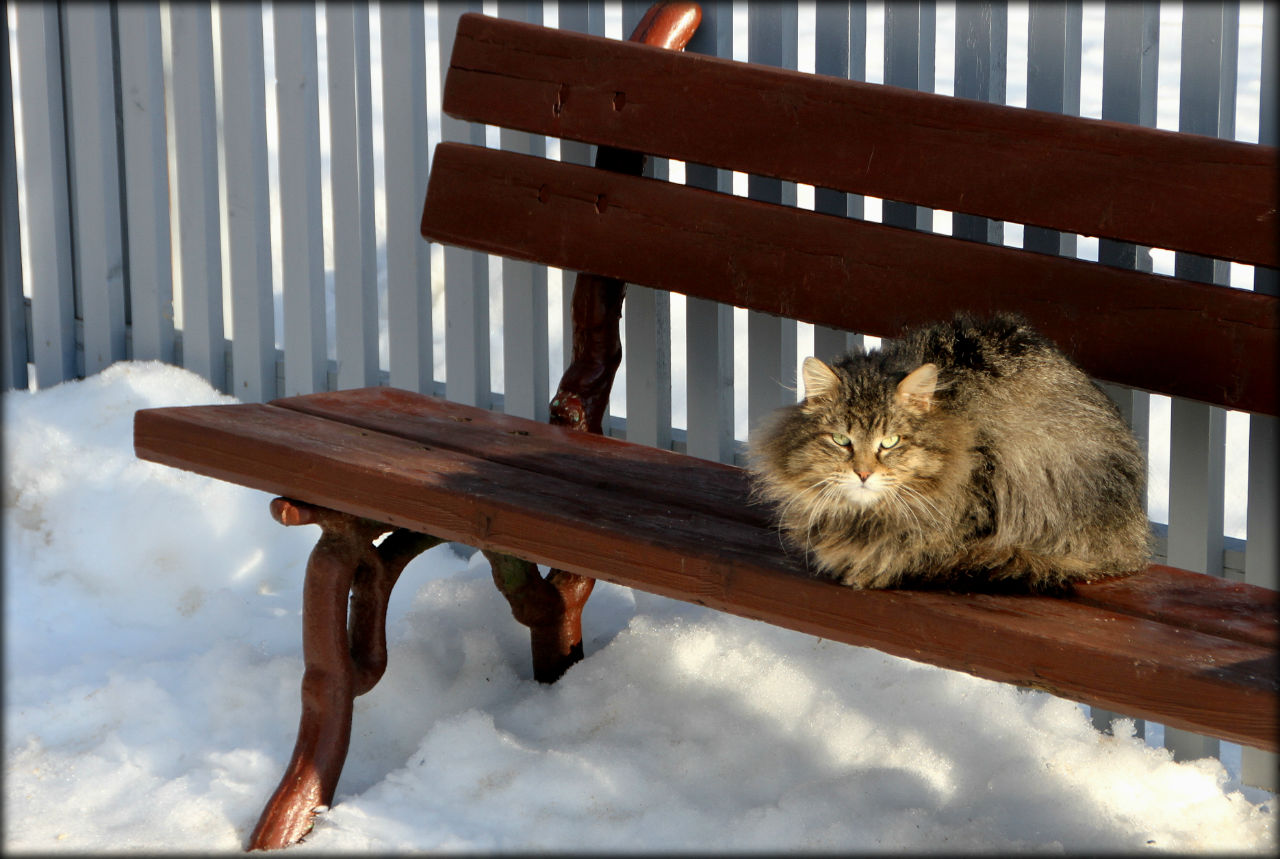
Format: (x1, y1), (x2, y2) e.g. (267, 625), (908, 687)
(2, 0), (1276, 789)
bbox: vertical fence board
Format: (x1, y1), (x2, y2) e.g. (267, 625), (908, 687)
(553, 1), (597, 386)
(623, 0), (670, 446)
(273, 4), (327, 396)
(810, 0), (865, 364)
(746, 1), (799, 433)
(882, 0), (935, 232)
(217, 3), (275, 401)
(1023, 0), (1081, 257)
(62, 3), (126, 377)
(1098, 0), (1157, 272)
(682, 0), (735, 462)
(1090, 0), (1159, 740)
(326, 1), (379, 391)
(1, 14), (27, 389)
(1243, 416), (1278, 787)
(438, 0), (491, 408)
(14, 2), (76, 388)
(1262, 1), (1277, 147)
(495, 0), (548, 421)
(117, 2), (175, 366)
(380, 2), (432, 392)
(952, 1), (1006, 244)
(624, 280), (672, 448)
(1162, 0), (1238, 765)
(1242, 0), (1277, 789)
(164, 2), (225, 390)
(554, 0), (586, 377)
(621, 0), (672, 448)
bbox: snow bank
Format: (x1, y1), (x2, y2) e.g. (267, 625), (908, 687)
(3, 362), (1273, 852)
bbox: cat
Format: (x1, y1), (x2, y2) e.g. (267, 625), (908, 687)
(748, 313), (1150, 592)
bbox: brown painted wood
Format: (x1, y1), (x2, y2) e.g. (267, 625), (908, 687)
(422, 143), (1280, 416)
(442, 13), (1277, 268)
(134, 396), (1278, 750)
(268, 388), (1280, 650)
(272, 386), (762, 528)
(1073, 566), (1279, 650)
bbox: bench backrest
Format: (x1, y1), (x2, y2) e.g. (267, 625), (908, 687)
(422, 12), (1278, 417)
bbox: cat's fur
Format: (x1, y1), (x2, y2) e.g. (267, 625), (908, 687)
(748, 313), (1150, 591)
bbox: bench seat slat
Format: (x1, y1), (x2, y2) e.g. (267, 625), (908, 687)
(134, 392), (1278, 750)
(421, 142), (1279, 417)
(444, 13), (1277, 268)
(274, 388), (1278, 650)
(272, 386), (763, 529)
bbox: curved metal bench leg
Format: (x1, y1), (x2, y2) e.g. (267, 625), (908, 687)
(247, 499), (438, 851)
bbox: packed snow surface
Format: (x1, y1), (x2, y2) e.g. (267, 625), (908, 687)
(4, 362), (1274, 852)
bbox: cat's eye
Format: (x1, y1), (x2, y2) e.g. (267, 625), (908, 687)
(830, 432), (852, 447)
(878, 434), (901, 450)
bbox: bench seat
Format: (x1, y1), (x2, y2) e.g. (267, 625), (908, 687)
(134, 385), (1278, 751)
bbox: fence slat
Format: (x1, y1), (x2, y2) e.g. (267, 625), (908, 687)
(552, 1), (596, 386)
(746, 1), (799, 432)
(1244, 414), (1278, 788)
(622, 0), (669, 445)
(620, 0), (671, 447)
(495, 1), (548, 421)
(14, 2), (76, 388)
(952, 1), (1006, 244)
(1163, 0), (1240, 765)
(380, 2), (432, 392)
(625, 279), (672, 448)
(116, 2), (175, 366)
(682, 0), (735, 462)
(1098, 0), (1157, 273)
(326, 1), (379, 391)
(882, 0), (935, 232)
(273, 4), (327, 396)
(62, 4), (126, 377)
(217, 3), (275, 401)
(1023, 0), (1081, 257)
(1, 15), (26, 389)
(437, 1), (491, 408)
(164, 2), (225, 390)
(1090, 0), (1159, 741)
(1241, 0), (1277, 793)
(810, 0), (865, 364)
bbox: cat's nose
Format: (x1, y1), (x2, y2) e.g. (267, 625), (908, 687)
(855, 469), (873, 482)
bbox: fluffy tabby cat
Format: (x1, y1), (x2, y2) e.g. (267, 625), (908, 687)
(748, 313), (1150, 591)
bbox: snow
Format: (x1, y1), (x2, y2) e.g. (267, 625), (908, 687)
(3, 361), (1275, 852)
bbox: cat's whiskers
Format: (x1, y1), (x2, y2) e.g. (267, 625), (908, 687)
(893, 482), (947, 532)
(878, 484), (927, 534)
(775, 475), (843, 554)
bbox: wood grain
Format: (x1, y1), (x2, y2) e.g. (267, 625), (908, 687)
(134, 392), (1279, 750)
(442, 12), (1277, 268)
(422, 143), (1279, 416)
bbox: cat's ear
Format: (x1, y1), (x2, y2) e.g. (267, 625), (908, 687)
(802, 357), (841, 404)
(896, 363), (938, 413)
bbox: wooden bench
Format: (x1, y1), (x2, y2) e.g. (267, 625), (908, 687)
(133, 4), (1279, 850)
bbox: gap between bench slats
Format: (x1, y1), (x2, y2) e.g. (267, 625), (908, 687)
(421, 143), (1279, 417)
(133, 402), (1277, 750)
(442, 13), (1277, 268)
(270, 387), (1277, 650)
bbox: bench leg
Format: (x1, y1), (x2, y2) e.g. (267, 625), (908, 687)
(247, 499), (438, 851)
(524, 5), (701, 688)
(485, 552), (595, 683)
